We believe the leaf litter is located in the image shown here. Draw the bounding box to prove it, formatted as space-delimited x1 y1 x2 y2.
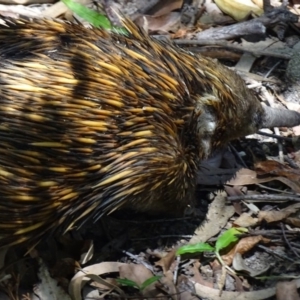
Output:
0 0 300 299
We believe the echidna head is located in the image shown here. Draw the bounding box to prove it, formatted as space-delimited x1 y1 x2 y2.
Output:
192 63 300 158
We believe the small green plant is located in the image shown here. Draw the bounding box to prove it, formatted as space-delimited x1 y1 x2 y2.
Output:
176 227 248 273
116 276 162 291
61 0 127 33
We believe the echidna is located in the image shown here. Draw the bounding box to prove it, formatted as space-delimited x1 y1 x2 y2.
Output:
0 17 299 247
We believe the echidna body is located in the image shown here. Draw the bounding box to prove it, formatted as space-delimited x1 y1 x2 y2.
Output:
0 18 299 247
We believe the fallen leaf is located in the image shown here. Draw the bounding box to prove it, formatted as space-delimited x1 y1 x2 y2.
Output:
226 168 258 186
286 217 300 227
119 264 153 287
221 235 268 266
233 213 259 227
214 0 263 21
228 164 300 193
135 12 181 33
232 252 269 276
191 261 214 287
276 281 300 300
189 191 235 244
258 203 300 223
255 160 300 181
69 262 127 300
119 264 161 298
194 278 300 299
158 270 179 299
155 249 176 274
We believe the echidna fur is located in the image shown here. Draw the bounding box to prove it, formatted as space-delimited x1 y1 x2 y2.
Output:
0 17 298 247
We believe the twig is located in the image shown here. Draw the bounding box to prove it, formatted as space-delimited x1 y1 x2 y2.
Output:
174 39 292 60
227 194 300 202
280 223 300 258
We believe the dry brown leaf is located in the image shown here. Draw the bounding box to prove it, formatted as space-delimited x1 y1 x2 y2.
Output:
172 28 189 39
232 252 269 276
191 261 214 287
224 185 244 214
233 212 259 227
226 168 258 186
276 281 300 300
272 177 300 193
231 271 244 292
136 12 181 33
119 264 161 298
233 235 267 254
224 185 244 197
158 270 179 300
189 191 235 244
119 264 153 286
255 160 300 180
222 235 268 266
154 249 176 274
176 275 195 300
258 210 289 223
258 203 300 223
253 161 300 192
286 217 300 227
282 202 300 213
283 203 300 227
227 167 300 192
69 262 127 300
218 266 227 293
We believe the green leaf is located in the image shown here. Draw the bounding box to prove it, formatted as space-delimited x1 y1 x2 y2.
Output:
116 278 140 289
176 243 215 255
215 227 248 252
60 0 127 34
61 0 112 29
140 276 162 291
